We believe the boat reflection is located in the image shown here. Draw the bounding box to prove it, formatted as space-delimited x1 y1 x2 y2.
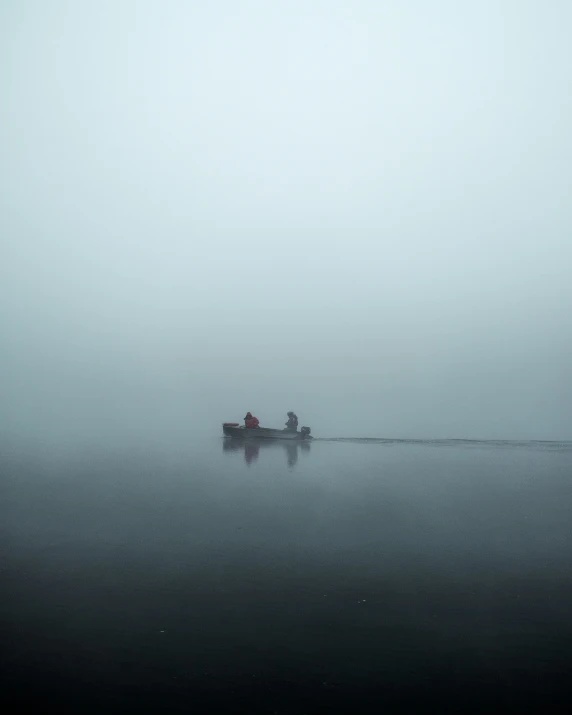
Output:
222 438 311 468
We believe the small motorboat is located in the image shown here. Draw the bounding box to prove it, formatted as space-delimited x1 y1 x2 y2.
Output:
223 423 312 441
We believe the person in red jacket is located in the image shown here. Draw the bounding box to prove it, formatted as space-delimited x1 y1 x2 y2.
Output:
244 412 260 429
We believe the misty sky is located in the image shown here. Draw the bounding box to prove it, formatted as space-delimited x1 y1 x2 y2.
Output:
2 0 571 440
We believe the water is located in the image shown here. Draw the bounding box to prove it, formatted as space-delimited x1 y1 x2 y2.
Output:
2 435 572 713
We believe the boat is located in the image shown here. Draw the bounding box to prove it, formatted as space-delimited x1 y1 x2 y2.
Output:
223 422 312 441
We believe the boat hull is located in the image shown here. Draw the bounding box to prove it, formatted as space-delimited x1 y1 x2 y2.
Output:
223 424 311 441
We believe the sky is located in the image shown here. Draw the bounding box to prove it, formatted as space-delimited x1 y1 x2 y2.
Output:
1 0 571 440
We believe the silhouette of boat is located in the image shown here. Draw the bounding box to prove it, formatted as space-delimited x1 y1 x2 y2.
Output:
222 423 312 441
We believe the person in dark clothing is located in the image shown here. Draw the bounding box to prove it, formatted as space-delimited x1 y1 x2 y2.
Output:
285 411 298 431
244 412 260 429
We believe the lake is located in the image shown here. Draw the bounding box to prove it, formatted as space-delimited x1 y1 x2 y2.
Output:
2 435 572 713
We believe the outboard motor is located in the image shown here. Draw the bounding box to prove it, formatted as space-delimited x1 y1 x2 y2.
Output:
300 426 311 439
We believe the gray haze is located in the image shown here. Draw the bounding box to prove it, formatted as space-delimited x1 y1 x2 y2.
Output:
2 0 571 441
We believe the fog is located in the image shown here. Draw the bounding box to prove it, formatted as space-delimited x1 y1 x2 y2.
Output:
2 0 571 442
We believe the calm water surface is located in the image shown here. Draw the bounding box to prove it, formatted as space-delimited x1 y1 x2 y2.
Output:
2 435 572 713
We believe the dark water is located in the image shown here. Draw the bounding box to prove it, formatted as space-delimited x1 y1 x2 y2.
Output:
2 436 572 713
